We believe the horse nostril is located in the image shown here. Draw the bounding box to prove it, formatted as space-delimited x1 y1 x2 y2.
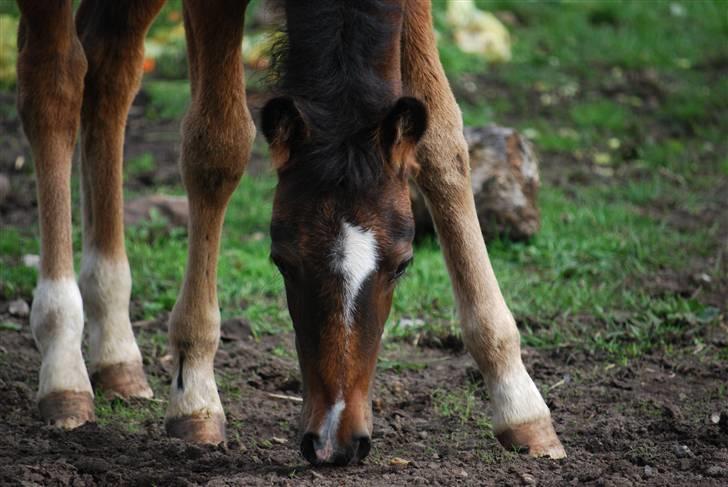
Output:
300 432 320 465
353 434 372 462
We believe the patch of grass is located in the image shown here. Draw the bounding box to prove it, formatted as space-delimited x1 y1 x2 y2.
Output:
0 228 38 299
126 152 156 177
143 80 190 120
431 386 494 437
570 100 631 133
95 393 163 433
0 0 724 369
378 357 428 373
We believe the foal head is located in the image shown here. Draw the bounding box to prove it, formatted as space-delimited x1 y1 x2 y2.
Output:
262 96 426 464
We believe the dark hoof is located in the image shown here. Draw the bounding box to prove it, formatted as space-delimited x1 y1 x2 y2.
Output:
91 361 153 399
166 413 226 445
496 415 566 459
38 390 96 429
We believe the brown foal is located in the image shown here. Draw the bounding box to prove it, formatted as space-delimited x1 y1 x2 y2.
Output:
16 0 565 465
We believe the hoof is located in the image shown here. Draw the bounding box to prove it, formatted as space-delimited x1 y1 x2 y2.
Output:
38 391 96 429
166 413 226 445
496 416 566 459
91 361 153 399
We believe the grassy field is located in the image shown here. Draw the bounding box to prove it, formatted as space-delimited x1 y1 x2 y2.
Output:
0 1 727 484
2 0 725 360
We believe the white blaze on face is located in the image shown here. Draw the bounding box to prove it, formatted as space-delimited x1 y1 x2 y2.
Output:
332 222 379 327
317 399 346 461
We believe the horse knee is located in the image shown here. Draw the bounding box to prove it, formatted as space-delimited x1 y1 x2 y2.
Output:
415 128 471 204
17 36 87 148
180 105 255 204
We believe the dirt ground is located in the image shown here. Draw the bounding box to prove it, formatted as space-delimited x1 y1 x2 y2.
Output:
1 84 728 485
0 317 727 486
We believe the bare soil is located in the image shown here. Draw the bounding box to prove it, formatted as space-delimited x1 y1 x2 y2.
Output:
0 317 727 486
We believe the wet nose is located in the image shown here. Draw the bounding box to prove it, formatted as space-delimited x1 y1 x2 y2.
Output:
301 432 372 465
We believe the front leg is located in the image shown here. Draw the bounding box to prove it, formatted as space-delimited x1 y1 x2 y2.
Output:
402 0 564 458
164 0 254 444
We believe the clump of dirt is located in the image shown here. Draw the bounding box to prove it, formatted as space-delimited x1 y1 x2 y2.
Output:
1 315 726 486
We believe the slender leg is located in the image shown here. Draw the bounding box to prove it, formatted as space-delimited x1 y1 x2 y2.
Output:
74 0 164 399
16 0 94 428
401 1 565 458
164 0 254 444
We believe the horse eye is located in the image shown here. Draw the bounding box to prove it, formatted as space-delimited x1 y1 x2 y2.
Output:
392 257 413 280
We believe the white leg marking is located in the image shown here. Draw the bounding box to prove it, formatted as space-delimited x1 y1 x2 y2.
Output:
166 307 223 419
31 278 93 398
78 250 143 370
167 362 224 419
332 222 378 327
489 362 551 432
317 399 346 460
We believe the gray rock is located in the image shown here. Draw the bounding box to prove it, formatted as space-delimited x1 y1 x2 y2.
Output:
22 254 40 269
8 299 30 318
411 125 541 241
124 194 189 228
520 472 537 485
673 444 692 458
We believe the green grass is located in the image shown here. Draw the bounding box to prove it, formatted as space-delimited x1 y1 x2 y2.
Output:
1 0 725 364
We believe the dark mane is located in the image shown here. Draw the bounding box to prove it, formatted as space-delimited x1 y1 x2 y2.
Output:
268 0 402 192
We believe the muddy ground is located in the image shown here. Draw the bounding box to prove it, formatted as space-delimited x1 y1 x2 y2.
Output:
1 81 728 485
0 317 727 486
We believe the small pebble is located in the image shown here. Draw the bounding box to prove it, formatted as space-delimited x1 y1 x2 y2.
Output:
390 457 411 466
456 468 468 478
710 412 721 424
706 465 726 477
521 472 537 485
22 254 40 269
673 444 692 458
8 299 30 318
644 465 654 477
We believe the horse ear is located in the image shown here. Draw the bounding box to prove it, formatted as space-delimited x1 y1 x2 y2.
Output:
380 97 428 177
261 96 306 170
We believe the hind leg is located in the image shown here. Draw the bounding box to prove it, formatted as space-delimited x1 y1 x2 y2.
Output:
164 0 254 444
74 0 165 400
402 1 564 458
16 0 94 428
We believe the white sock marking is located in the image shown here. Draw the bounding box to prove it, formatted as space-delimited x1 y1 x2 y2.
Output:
489 362 551 432
166 306 223 419
332 222 378 327
79 250 143 370
166 358 224 419
31 278 93 398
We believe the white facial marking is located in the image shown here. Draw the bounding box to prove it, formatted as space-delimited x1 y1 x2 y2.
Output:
317 399 346 460
489 362 551 432
31 278 93 398
79 251 143 371
332 222 378 327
